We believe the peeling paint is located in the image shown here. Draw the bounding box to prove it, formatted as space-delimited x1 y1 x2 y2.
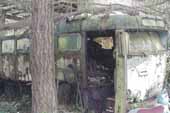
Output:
0 37 32 82
17 55 31 81
127 54 167 100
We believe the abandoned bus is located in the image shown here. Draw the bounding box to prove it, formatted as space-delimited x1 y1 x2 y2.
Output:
0 12 169 113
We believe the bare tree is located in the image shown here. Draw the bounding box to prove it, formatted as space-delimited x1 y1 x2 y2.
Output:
31 0 57 113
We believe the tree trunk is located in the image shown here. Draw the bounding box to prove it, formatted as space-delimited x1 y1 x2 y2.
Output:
31 0 57 113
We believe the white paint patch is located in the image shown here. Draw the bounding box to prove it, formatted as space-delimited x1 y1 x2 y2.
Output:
127 54 167 100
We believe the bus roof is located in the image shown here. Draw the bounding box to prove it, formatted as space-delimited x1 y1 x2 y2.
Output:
55 13 167 34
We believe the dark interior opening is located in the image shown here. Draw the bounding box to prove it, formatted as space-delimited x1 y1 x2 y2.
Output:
84 30 115 113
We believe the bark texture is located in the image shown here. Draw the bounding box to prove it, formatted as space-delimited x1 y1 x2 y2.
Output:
31 0 57 113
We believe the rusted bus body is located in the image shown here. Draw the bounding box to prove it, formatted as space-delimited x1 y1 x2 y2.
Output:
0 13 169 112
55 13 169 113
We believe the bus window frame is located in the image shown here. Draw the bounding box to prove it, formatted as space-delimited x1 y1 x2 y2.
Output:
1 38 15 54
57 33 81 52
16 37 30 54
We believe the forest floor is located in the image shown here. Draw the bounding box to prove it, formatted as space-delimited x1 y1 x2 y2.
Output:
0 94 82 113
0 94 31 113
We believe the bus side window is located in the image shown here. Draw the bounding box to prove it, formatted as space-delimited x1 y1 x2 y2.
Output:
17 38 30 53
58 33 81 51
2 39 15 54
